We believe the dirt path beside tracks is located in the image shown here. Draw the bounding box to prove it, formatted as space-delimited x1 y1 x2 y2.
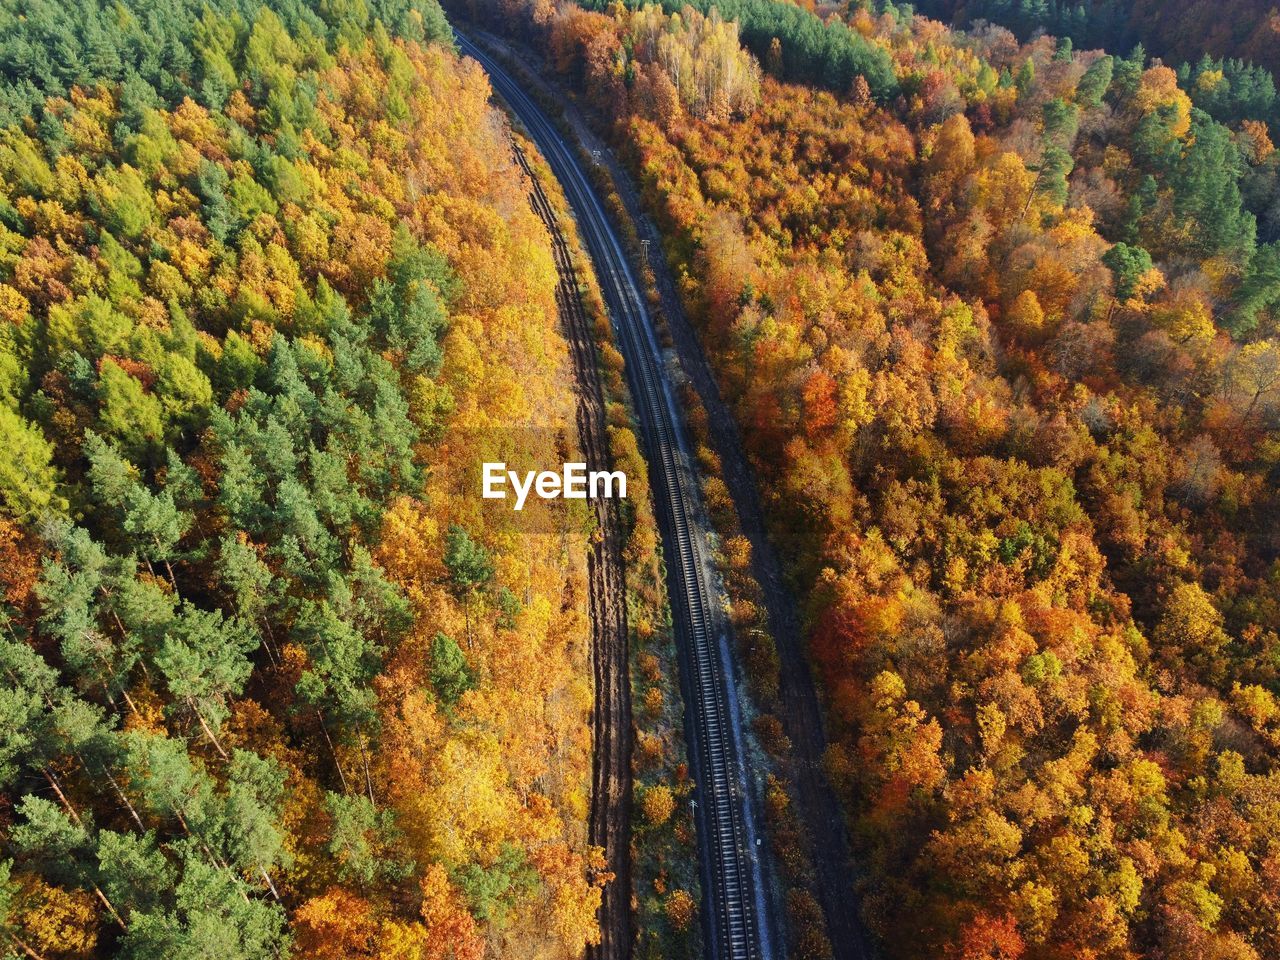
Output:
511 141 634 960
486 32 874 960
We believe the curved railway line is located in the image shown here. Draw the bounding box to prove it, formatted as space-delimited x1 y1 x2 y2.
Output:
456 30 774 960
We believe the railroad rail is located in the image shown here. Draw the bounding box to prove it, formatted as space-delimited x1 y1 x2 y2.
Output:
509 135 633 960
455 30 773 960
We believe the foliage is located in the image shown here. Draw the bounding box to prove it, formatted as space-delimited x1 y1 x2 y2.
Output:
0 1 606 957
574 0 899 100
626 5 762 120
479 2 1280 958
0 0 455 126
913 0 1280 100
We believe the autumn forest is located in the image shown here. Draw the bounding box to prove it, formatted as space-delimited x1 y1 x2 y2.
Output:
1 0 1279 959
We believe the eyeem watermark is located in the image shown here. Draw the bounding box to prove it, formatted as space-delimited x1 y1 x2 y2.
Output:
483 462 626 511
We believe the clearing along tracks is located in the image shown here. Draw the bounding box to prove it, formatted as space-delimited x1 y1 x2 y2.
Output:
458 30 777 960
462 26 879 960
508 138 634 960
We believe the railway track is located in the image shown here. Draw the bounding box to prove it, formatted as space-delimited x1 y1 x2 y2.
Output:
456 30 773 960
508 138 634 960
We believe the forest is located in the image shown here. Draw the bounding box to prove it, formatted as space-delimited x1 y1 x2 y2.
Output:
463 0 1280 957
0 0 615 958
5 0 1280 957
912 0 1280 82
